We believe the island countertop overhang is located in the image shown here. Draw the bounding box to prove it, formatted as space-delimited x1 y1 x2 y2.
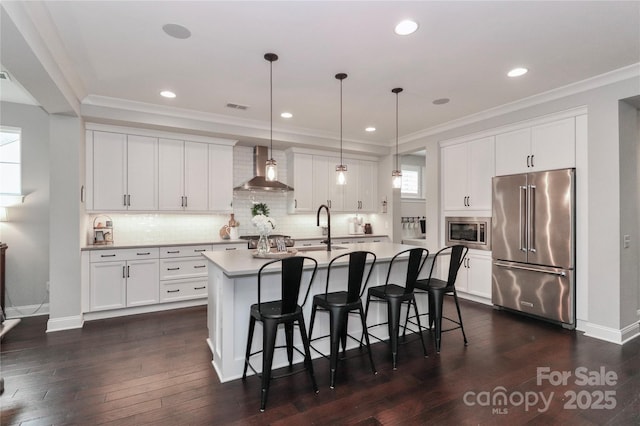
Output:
201 242 425 277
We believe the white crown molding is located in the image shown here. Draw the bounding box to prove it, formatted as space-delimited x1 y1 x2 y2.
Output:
82 94 387 149
400 63 640 145
85 122 238 146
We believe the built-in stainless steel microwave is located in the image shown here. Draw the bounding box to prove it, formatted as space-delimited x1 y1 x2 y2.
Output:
445 217 491 250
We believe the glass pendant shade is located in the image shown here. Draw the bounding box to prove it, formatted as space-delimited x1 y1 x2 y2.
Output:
336 164 347 185
392 169 402 189
265 158 277 181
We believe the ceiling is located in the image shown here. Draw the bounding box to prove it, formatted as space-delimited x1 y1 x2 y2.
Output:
3 1 640 151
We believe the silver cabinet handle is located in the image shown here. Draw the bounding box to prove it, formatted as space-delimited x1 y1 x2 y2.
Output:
167 289 180 293
101 254 116 258
137 252 151 256
194 249 206 252
194 286 206 290
167 250 180 254
167 267 180 271
193 265 206 269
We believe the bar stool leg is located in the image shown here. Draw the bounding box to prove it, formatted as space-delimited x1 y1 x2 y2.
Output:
411 296 428 357
284 322 294 366
431 290 444 354
329 309 346 389
260 319 278 412
296 315 319 394
243 316 256 379
358 304 377 375
453 291 468 345
387 298 401 370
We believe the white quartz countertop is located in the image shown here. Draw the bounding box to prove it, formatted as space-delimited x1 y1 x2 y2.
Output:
202 242 425 277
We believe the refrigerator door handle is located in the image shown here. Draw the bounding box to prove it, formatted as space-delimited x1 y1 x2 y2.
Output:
528 185 536 253
519 185 527 252
494 261 566 277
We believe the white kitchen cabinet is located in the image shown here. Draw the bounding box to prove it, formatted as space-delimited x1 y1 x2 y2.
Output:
208 144 234 212
312 155 345 211
343 160 378 212
442 136 494 212
495 116 576 176
287 152 314 213
91 131 158 211
159 139 209 211
89 248 160 311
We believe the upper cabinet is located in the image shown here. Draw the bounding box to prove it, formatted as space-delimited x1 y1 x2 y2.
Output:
495 116 577 176
90 131 158 211
159 139 209 211
86 126 236 213
287 149 379 214
208 144 233 212
287 152 314 213
442 136 495 212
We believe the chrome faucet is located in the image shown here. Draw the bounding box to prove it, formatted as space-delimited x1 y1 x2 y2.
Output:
317 204 331 251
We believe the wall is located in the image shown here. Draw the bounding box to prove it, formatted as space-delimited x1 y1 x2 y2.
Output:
618 99 640 330
0 102 50 317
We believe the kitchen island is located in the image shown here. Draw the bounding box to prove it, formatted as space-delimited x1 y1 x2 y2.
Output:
202 242 433 383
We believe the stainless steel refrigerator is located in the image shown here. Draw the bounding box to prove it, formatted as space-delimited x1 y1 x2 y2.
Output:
491 168 575 327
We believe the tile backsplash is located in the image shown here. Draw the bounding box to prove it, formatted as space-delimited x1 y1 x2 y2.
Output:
86 145 388 245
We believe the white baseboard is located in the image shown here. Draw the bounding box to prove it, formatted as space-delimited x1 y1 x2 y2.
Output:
581 321 640 345
4 303 50 319
47 315 84 332
83 299 206 322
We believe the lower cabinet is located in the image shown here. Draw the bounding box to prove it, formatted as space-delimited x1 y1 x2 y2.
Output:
89 248 160 311
85 242 245 315
456 250 492 300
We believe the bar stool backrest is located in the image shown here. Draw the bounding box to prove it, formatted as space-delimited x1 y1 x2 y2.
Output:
257 256 318 314
427 245 469 288
325 251 376 303
385 248 430 294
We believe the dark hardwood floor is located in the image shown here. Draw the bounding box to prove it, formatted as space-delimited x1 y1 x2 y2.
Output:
1 300 638 425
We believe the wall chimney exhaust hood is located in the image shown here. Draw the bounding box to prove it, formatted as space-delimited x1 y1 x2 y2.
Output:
234 146 294 192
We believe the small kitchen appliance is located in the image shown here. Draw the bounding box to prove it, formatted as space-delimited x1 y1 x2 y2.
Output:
349 216 364 235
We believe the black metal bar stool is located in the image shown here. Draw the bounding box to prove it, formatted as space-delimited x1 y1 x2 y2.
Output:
405 245 469 353
363 247 430 369
242 256 319 411
308 251 377 389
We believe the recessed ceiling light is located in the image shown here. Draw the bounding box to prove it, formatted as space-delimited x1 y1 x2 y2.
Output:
433 98 450 105
162 23 191 39
280 112 293 118
365 127 376 132
394 19 419 35
507 67 528 77
160 90 176 98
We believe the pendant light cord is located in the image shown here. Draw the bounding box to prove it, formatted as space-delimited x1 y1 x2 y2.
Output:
395 90 399 171
340 77 343 165
269 59 273 160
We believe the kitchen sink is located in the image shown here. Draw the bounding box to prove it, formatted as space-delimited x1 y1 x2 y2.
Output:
296 245 347 252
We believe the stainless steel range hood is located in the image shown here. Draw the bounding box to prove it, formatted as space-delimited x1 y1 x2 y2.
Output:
234 146 294 192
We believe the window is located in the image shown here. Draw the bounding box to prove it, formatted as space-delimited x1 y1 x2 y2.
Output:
401 164 422 198
0 127 22 206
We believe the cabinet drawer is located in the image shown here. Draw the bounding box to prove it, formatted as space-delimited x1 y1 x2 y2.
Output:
213 243 246 251
160 245 213 258
160 279 207 302
160 258 208 280
90 248 159 262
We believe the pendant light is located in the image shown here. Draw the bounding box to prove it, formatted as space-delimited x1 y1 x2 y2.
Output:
264 53 278 182
391 87 403 189
335 73 348 185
